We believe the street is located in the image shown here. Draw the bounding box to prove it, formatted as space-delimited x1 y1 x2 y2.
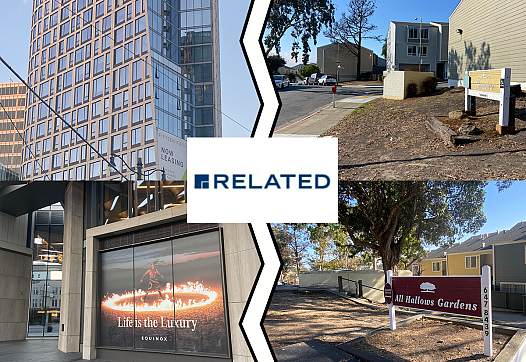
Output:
274 84 383 132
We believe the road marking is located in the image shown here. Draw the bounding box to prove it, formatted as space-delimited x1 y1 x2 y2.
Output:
357 94 380 98
273 104 332 133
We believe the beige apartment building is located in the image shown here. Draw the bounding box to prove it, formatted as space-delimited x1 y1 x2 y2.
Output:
23 0 220 181
0 82 26 176
317 43 384 82
449 0 526 87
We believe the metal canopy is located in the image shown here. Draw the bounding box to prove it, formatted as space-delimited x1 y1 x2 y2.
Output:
0 182 68 217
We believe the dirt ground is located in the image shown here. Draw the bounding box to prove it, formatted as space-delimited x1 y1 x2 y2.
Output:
264 291 510 361
323 87 526 180
351 318 510 362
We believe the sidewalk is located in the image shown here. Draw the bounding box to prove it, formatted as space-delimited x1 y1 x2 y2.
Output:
273 95 382 137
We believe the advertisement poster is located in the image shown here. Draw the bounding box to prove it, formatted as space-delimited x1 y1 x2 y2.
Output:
99 231 228 356
157 128 187 181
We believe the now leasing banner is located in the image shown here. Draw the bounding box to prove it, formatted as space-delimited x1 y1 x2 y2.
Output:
187 138 338 223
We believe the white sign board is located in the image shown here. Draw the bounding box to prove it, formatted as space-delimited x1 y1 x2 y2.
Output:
156 128 187 180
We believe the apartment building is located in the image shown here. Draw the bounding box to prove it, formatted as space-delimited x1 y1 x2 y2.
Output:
386 21 449 78
0 82 26 175
22 0 220 181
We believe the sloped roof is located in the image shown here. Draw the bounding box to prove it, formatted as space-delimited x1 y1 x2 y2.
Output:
425 221 526 259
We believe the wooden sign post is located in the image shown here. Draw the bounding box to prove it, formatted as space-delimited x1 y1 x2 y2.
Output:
464 68 512 135
386 268 493 357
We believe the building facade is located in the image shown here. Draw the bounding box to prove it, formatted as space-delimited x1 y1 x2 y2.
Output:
22 0 220 181
0 182 258 362
0 82 26 175
317 43 382 81
448 0 526 88
385 21 449 78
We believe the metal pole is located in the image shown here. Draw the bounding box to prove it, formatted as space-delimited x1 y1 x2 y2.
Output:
333 92 335 108
387 270 396 330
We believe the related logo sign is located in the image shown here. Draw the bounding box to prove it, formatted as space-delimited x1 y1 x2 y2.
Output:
391 276 482 317
194 173 330 190
195 174 210 189
187 138 337 223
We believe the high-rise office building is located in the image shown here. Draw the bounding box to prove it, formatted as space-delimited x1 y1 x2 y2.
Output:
22 0 221 181
0 82 26 175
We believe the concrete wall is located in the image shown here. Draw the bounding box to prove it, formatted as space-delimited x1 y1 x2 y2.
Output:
82 205 258 362
449 0 526 87
0 211 31 341
299 269 411 303
383 71 435 99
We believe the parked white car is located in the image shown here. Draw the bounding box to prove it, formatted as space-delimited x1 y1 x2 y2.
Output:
273 75 290 89
318 75 337 86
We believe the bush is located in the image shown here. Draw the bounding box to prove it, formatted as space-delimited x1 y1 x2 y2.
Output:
360 72 372 80
406 82 418 98
285 72 296 83
423 76 439 93
378 74 384 82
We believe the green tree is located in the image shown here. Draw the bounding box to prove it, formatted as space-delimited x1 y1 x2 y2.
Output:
267 54 286 75
338 181 495 277
308 224 349 270
264 0 335 64
381 38 387 58
271 224 294 281
272 224 309 284
324 0 381 80
299 64 321 79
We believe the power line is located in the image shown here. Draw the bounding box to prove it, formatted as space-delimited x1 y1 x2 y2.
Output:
0 55 128 180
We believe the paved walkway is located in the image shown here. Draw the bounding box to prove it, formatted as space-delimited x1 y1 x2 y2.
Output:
272 95 382 137
0 339 112 362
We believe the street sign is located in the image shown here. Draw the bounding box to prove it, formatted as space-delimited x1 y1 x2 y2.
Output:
464 68 511 134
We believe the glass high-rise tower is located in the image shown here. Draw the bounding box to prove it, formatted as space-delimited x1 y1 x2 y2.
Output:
22 0 220 181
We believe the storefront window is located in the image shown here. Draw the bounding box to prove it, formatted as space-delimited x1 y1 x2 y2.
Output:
28 204 64 337
99 230 229 357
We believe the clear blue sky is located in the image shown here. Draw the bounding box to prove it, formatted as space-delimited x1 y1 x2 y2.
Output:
458 182 526 242
272 0 462 66
0 0 259 137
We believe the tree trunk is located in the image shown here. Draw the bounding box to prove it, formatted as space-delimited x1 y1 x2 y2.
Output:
356 33 362 81
380 245 400 282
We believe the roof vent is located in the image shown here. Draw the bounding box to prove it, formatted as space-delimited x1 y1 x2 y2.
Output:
443 252 447 256
482 242 486 248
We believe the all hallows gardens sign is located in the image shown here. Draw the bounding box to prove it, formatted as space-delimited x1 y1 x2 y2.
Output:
391 276 481 317
385 266 493 357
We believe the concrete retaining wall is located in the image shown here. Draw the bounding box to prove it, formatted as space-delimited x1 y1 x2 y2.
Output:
383 71 435 99
299 270 412 303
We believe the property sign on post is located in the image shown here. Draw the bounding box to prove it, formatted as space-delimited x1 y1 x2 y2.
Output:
388 267 493 357
464 68 512 134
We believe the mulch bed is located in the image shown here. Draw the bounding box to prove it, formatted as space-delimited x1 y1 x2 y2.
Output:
349 317 510 362
323 87 526 180
264 291 512 362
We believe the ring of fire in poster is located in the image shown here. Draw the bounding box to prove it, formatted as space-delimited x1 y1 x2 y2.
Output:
102 282 218 312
